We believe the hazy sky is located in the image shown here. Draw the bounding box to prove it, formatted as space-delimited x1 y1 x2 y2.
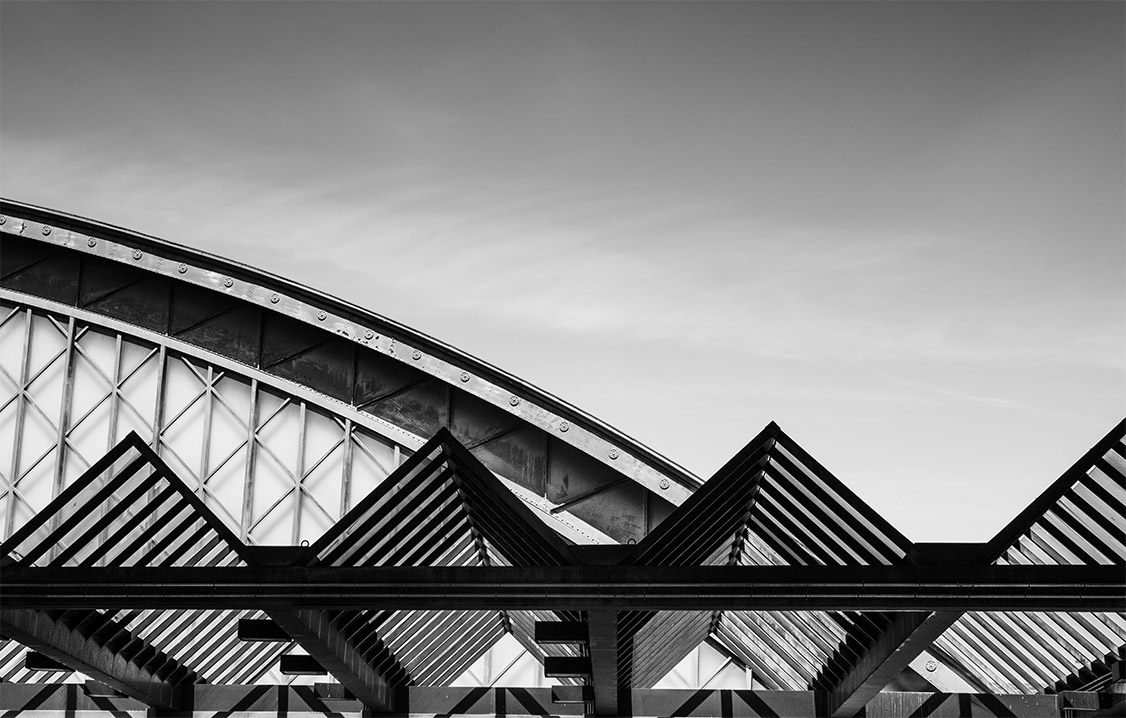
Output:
2 1 1123 541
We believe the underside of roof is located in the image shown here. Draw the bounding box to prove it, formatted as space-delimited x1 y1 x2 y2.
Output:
1 201 1123 718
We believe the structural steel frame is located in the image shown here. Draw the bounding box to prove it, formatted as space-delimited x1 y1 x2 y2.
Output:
6 681 1120 718
0 199 699 505
2 564 1120 612
2 427 1124 717
2 202 1125 718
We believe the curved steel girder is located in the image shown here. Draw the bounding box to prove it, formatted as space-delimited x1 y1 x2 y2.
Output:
0 290 641 548
0 199 698 506
2 288 424 453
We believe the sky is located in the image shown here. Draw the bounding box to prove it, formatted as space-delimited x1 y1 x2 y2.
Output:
1 1 1123 542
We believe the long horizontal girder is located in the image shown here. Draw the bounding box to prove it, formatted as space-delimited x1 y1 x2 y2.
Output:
1 565 1120 612
0 681 1103 717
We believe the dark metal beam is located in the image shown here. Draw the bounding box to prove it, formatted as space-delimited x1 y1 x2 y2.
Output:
237 618 291 642
535 620 588 644
815 545 970 718
552 686 595 704
819 612 962 717
267 608 398 712
0 682 1084 717
278 654 325 675
587 610 619 716
2 565 1120 612
23 651 71 672
0 609 190 710
545 656 591 678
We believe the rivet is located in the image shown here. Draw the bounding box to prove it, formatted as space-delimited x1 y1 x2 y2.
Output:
659 478 670 490
608 448 619 460
365 329 375 339
177 263 188 274
132 250 143 260
460 371 470 382
87 238 97 247
412 349 422 360
223 277 234 288
270 293 280 304
42 226 52 236
559 421 570 432
317 311 327 321
509 396 520 406
0 215 6 225
925 660 937 673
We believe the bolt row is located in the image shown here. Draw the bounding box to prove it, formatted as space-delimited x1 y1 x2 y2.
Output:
0 214 667 489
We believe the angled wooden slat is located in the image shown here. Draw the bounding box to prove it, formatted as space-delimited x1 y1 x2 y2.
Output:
633 425 771 567
2 432 290 689
770 428 913 561
818 419 1126 717
1 432 140 553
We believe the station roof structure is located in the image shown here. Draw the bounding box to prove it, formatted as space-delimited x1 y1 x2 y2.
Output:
0 199 1123 718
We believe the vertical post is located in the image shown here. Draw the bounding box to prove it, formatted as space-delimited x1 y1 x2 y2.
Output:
96 330 123 551
142 345 168 551
49 316 77 552
52 316 78 497
339 418 354 518
587 610 619 717
5 308 33 539
241 379 259 542
291 402 307 545
197 366 214 496
106 333 122 452
151 346 167 455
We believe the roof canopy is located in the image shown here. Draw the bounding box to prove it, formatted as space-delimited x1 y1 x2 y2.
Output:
1 201 1123 718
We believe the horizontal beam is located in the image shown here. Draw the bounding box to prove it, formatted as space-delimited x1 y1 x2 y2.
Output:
24 651 71 672
237 618 291 642
552 686 595 704
544 656 591 677
279 655 326 675
0 683 1084 717
535 620 588 644
1 565 1120 612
